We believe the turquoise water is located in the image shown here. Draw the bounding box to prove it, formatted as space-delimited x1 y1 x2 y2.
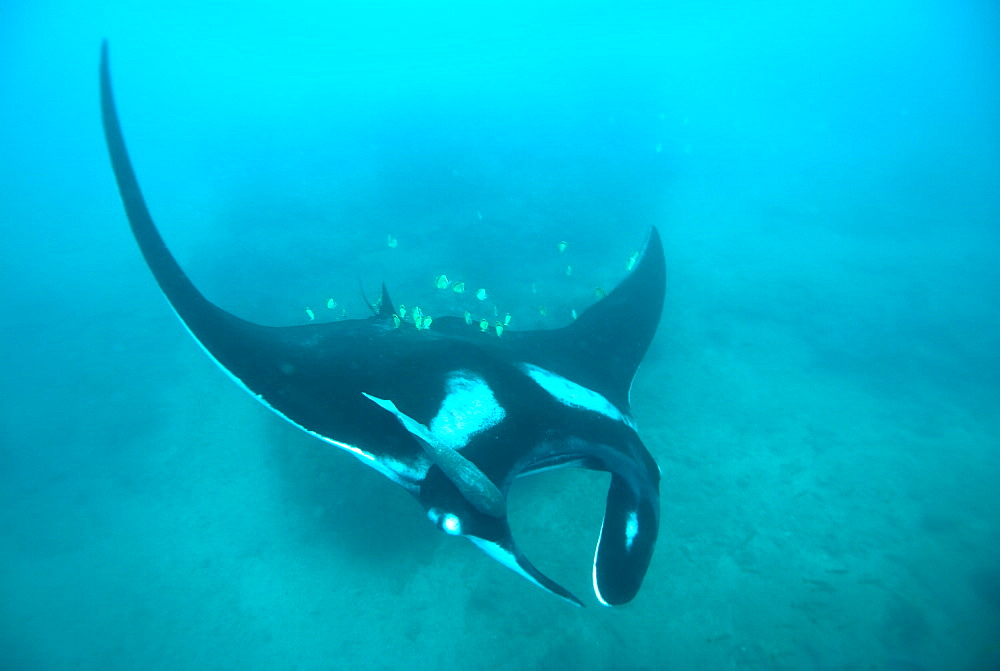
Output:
1 2 998 668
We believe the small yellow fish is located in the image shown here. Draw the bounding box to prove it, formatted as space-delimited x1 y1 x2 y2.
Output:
538 306 549 317
452 282 465 294
565 265 572 277
463 311 472 325
626 251 639 271
387 234 398 248
479 318 489 332
414 315 423 329
435 274 449 289
412 306 423 323
495 322 504 337
557 240 568 253
503 313 511 326
399 305 407 320
326 298 337 310
305 308 315 321
476 288 487 301
422 316 433 329
571 309 578 320
595 287 606 299
392 314 401 328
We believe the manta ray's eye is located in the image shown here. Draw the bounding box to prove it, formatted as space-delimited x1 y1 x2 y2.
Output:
441 513 462 535
427 508 463 535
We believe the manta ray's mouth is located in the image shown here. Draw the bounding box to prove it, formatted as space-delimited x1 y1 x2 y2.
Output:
505 453 659 607
504 468 612 605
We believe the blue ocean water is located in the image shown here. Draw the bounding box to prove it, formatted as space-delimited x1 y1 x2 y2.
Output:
1 1 998 668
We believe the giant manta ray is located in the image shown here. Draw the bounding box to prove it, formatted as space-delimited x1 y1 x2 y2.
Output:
99 42 665 606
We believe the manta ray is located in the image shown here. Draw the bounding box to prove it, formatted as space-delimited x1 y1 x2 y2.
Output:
99 42 665 606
